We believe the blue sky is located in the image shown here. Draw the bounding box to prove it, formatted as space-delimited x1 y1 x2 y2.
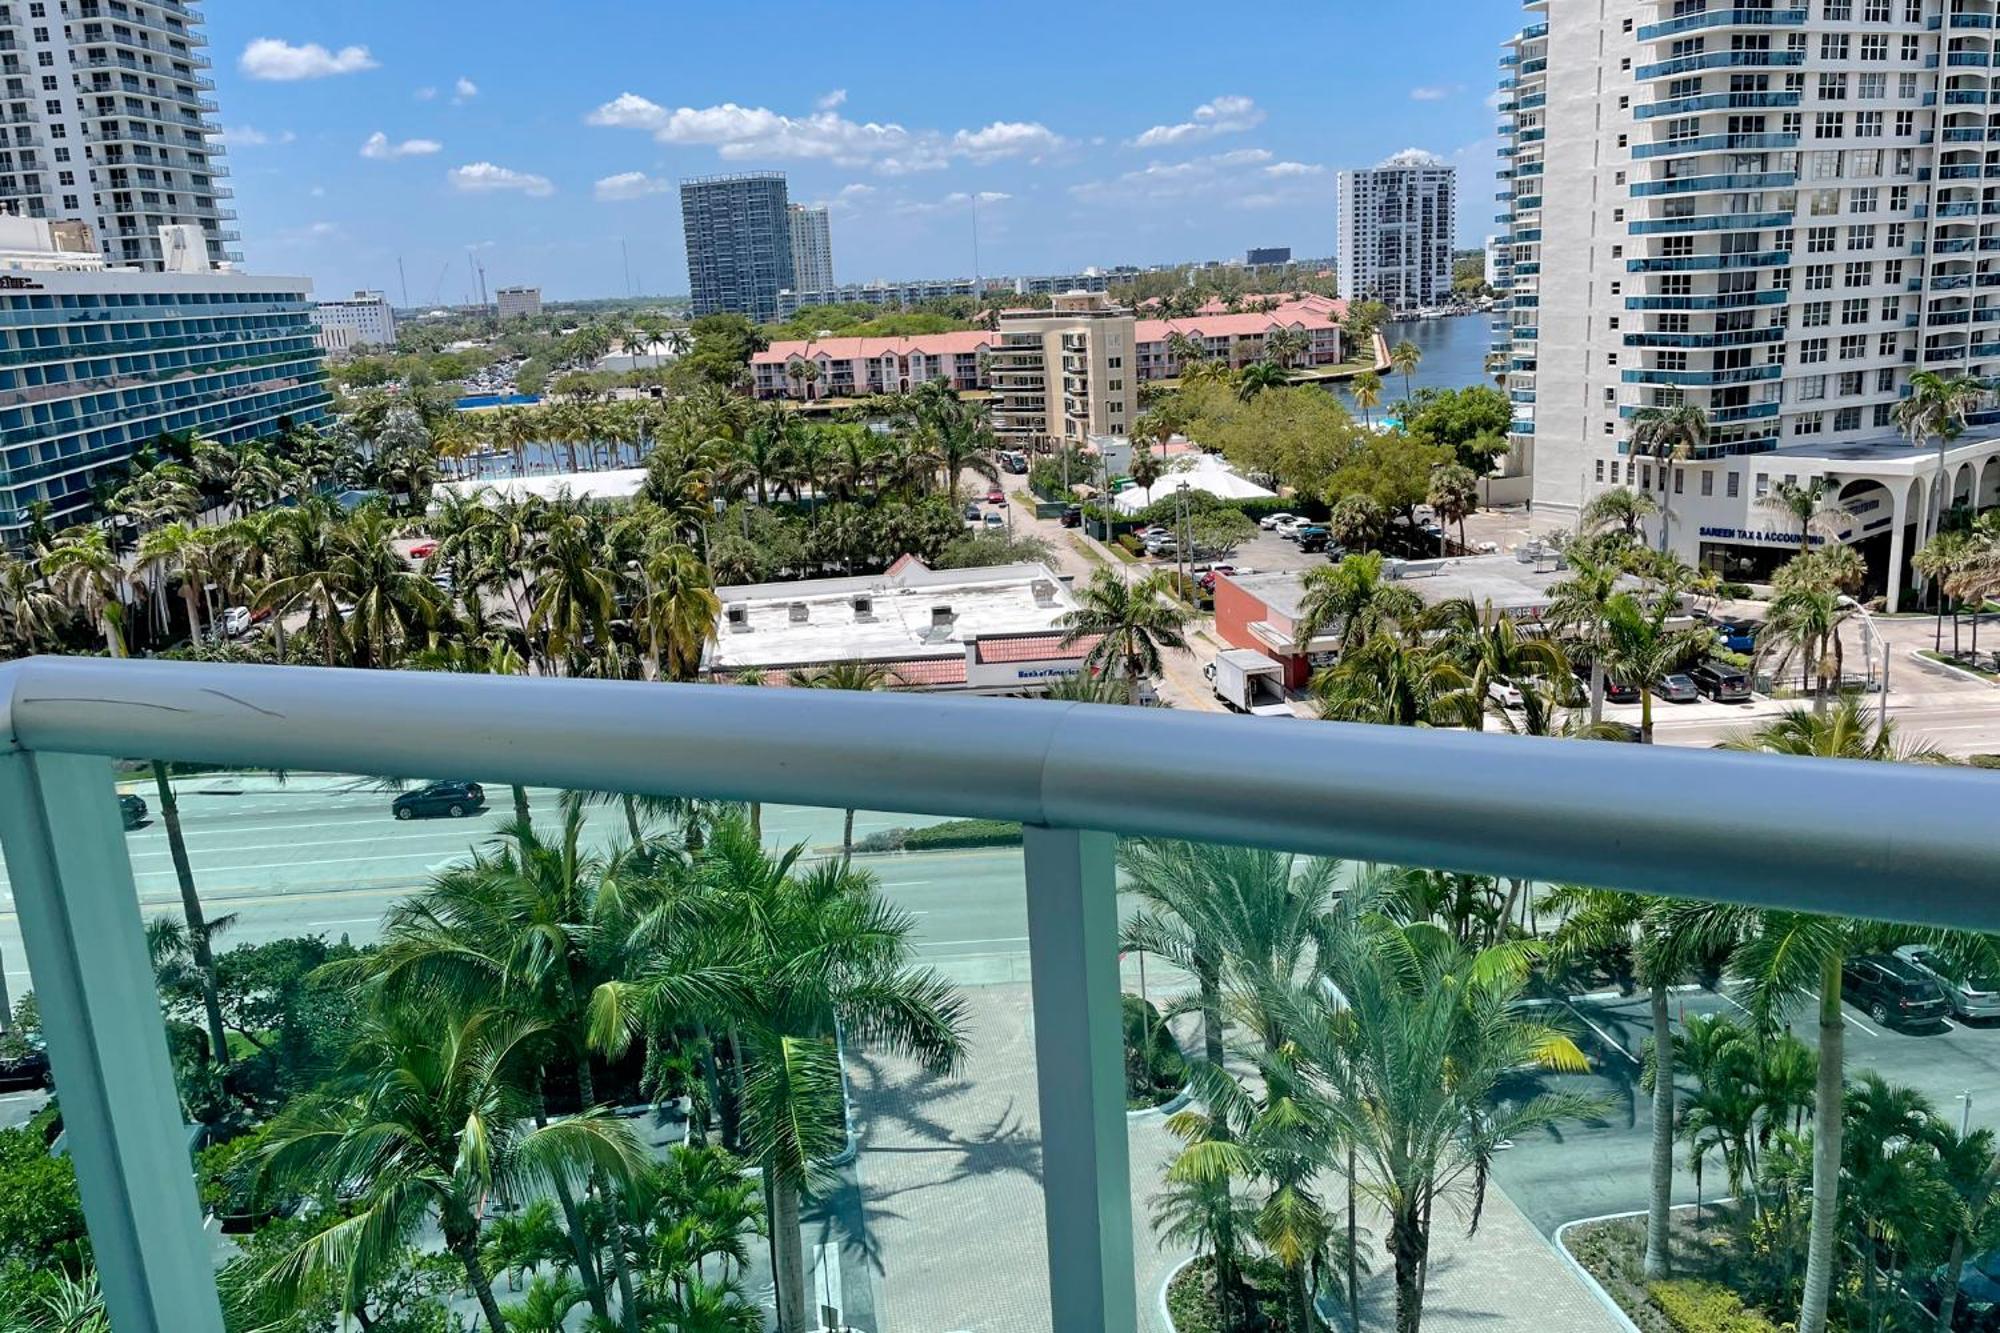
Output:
211 2 1514 305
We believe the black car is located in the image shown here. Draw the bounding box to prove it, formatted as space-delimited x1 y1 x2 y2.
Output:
0 1043 49 1093
119 793 147 829
1574 663 1639 704
1296 525 1332 553
1689 661 1752 702
1060 504 1083 528
391 781 487 821
1842 954 1949 1027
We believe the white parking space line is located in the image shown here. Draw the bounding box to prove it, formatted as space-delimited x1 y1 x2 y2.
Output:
1715 984 1880 1037
914 936 1028 949
1565 1001 1640 1066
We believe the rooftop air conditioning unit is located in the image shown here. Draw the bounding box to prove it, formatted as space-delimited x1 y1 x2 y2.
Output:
1030 579 1058 606
788 601 810 624
851 595 875 622
725 605 750 633
930 605 955 630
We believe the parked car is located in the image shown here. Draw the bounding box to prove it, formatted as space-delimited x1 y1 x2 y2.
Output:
1573 662 1640 704
0 1041 49 1093
1273 517 1305 541
1715 622 1758 654
982 511 1006 529
408 541 438 559
1196 566 1236 594
119 793 147 829
220 605 252 638
1843 954 1950 1027
1895 944 2000 1020
1488 679 1525 710
1146 535 1178 556
1061 504 1083 528
1296 525 1332 553
1136 525 1171 541
1689 661 1752 702
963 501 982 522
391 781 487 821
986 487 1005 505
999 451 1029 474
1259 512 1295 531
1656 673 1700 704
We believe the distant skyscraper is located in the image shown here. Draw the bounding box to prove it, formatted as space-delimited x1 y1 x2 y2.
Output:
496 286 542 320
8 3 233 271
788 204 834 296
681 172 795 323
1245 246 1292 267
1336 151 1456 310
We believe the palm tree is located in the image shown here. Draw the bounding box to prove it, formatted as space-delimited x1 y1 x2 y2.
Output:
1628 404 1709 552
1427 463 1478 554
1896 370 1988 544
256 1005 647 1333
1294 551 1424 658
1165 330 1205 375
1915 528 1974 653
40 525 127 656
1351 371 1384 428
1424 599 1569 732
1757 477 1852 560
1598 590 1713 742
500 1274 587 1333
147 759 228 1068
1761 583 1858 711
1149 1173 1256 1330
1236 360 1289 401
482 1197 566 1292
1057 568 1191 706
1264 325 1309 369
135 521 215 644
1274 910 1598 1333
698 820 967 1333
632 542 720 682
1694 702 1966 1333
1542 888 1706 1279
1312 633 1468 727
1929 1117 2000 1333
1581 486 1658 543
785 661 890 866
1546 553 1625 723
1389 339 1421 404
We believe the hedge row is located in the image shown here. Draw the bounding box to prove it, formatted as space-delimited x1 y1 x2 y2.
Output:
1647 1280 1779 1333
854 818 1024 854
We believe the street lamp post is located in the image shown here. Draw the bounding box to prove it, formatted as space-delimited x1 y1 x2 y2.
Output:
1840 593 1891 738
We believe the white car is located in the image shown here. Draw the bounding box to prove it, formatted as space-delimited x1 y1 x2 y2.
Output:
1487 679 1525 710
220 605 252 638
1273 517 1305 541
1259 512 1296 532
1896 944 2000 1020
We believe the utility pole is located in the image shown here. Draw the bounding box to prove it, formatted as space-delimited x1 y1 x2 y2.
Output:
621 239 633 297
396 255 409 308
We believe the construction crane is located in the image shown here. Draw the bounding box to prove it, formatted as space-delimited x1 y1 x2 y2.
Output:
426 259 453 307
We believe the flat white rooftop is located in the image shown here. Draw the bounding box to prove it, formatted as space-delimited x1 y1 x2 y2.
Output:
432 469 648 506
709 560 1075 673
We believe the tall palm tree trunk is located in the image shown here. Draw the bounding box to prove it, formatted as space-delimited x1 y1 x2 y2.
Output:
1590 660 1607 724
1939 1230 1969 1333
1644 980 1674 1279
611 1229 642 1333
180 583 204 645
448 1229 511 1333
1392 1197 1428 1333
1798 956 1846 1333
772 1176 812 1333
840 807 856 870
153 761 227 1066
513 784 531 824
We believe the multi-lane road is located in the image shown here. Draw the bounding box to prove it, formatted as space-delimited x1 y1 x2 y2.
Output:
0 775 1051 1001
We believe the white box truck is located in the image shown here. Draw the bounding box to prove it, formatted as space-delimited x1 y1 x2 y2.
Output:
1210 649 1293 717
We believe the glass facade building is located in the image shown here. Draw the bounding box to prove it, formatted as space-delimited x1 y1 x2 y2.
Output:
0 268 328 539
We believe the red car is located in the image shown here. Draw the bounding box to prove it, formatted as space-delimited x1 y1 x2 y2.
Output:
986 487 1005 504
408 541 438 559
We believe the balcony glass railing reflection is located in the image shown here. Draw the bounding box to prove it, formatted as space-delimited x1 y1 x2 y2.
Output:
0 659 1993 1333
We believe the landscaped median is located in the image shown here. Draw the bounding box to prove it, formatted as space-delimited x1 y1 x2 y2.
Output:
1560 1210 1780 1333
853 818 1023 854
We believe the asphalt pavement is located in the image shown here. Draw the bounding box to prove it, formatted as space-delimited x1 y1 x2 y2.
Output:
1494 982 2000 1234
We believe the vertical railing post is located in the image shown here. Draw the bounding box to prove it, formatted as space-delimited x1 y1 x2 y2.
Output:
0 751 225 1333
1022 825 1137 1333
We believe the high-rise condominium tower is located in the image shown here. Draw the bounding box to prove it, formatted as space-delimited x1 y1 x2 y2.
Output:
1336 151 1457 311
1496 0 2000 609
681 171 794 323
3 0 233 270
788 203 833 295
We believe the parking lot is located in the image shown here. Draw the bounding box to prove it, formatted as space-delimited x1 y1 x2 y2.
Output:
1493 982 2000 1233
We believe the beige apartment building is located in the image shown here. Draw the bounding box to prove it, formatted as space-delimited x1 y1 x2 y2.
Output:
990 291 1137 448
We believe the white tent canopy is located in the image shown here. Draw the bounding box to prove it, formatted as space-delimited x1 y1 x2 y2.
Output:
1111 453 1276 514
431 468 648 508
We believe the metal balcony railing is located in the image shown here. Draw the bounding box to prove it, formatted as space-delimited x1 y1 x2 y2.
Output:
0 657 1995 1333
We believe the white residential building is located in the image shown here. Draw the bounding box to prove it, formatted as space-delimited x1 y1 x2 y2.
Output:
787 203 834 295
0 1 235 272
1336 151 1457 311
496 285 541 320
311 290 396 350
1495 0 2000 610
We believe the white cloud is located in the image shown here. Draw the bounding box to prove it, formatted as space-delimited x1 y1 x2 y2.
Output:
1485 87 1509 111
594 171 672 202
221 124 294 147
816 88 847 111
414 85 438 101
454 76 479 102
1409 85 1461 102
448 161 554 197
586 92 1065 174
894 189 1013 216
239 37 378 81
360 131 442 160
1072 148 1325 209
1131 94 1264 148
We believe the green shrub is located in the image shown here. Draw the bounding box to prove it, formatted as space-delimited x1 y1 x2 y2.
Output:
1116 533 1144 556
854 819 1024 854
1969 753 2000 770
1719 581 1755 599
1648 1279 1780 1333
1123 994 1186 1108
